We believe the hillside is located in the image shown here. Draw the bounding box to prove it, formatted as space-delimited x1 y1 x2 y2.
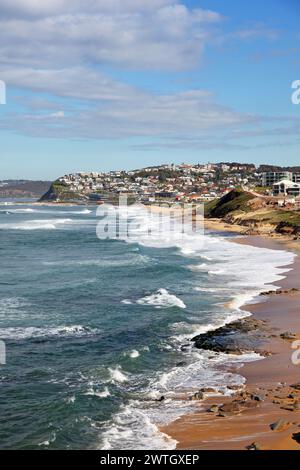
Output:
205 189 300 237
0 180 52 199
39 181 87 202
205 188 255 218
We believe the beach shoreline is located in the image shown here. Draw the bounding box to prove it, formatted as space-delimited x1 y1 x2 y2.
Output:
161 232 300 451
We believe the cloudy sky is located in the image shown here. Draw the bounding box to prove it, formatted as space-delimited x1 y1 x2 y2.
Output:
0 0 299 179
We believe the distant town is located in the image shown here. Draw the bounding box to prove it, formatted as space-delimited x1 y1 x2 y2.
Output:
39 162 300 206
1 162 300 206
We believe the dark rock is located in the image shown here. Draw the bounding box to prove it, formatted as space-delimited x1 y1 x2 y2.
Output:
192 318 267 355
247 442 262 451
200 387 216 393
288 393 298 399
280 332 297 340
292 432 300 444
219 402 243 414
270 419 291 432
251 392 266 402
291 383 300 391
208 405 219 413
191 391 204 401
156 396 165 402
260 288 300 297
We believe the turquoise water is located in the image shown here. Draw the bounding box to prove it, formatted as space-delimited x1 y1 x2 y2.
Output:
0 201 294 449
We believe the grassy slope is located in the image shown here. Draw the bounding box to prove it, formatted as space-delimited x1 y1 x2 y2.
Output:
205 189 255 218
205 189 300 234
39 181 84 201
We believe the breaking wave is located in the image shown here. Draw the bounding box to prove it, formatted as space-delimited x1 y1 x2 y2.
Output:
0 325 100 340
0 218 75 230
122 289 186 309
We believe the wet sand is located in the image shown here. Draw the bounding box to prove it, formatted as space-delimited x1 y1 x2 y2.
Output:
162 235 300 450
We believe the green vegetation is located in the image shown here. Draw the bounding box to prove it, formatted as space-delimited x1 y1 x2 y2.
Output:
39 180 84 202
254 186 271 194
205 188 300 235
251 210 300 227
205 189 255 218
130 169 179 182
52 181 68 192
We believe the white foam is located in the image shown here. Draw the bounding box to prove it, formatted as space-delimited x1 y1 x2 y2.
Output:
127 350 140 359
100 404 177 450
228 290 262 311
0 324 100 340
103 204 295 452
136 289 186 309
85 386 111 398
7 207 92 215
0 218 74 230
8 208 35 213
108 367 128 383
66 395 76 404
38 432 56 447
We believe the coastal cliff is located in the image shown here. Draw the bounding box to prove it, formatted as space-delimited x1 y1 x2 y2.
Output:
205 188 300 238
39 181 87 202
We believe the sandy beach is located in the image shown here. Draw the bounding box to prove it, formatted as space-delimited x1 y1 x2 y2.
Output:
161 233 300 451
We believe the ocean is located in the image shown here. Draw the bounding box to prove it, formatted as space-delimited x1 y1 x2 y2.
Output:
0 200 295 450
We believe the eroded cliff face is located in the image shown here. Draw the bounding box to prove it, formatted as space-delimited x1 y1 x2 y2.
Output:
206 190 300 238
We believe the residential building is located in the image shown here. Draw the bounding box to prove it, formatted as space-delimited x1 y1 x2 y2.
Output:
261 172 293 187
273 179 300 197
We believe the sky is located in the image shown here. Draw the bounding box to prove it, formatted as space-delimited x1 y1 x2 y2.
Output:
0 0 299 179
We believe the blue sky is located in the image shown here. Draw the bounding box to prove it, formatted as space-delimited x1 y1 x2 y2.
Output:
0 0 299 179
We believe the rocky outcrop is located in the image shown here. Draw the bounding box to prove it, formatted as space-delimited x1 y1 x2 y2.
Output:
207 390 263 418
206 189 300 237
39 182 87 202
270 420 292 432
275 221 300 237
280 332 297 341
260 288 300 297
192 318 268 355
247 442 263 451
39 183 59 202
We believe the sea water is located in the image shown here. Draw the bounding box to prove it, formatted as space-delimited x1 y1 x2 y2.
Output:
0 201 295 449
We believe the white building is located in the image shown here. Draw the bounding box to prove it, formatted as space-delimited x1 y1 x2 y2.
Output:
273 179 300 197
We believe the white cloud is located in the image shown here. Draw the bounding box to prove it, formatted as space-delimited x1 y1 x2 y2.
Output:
0 0 289 153
0 0 174 18
1 67 141 101
230 25 280 41
0 67 254 140
0 3 222 71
